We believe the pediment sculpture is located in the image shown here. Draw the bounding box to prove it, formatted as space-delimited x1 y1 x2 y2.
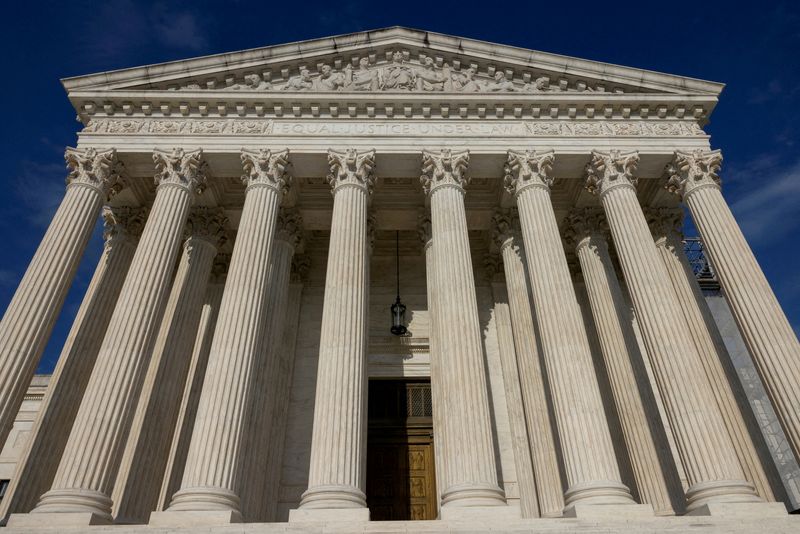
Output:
169 50 602 94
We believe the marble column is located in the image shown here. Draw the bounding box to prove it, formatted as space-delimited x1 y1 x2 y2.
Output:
418 213 449 509
292 149 375 521
162 149 290 521
420 149 507 514
0 206 143 519
586 149 762 513
262 256 309 522
484 255 540 518
564 208 684 515
240 208 302 522
157 256 229 512
490 209 565 517
113 207 227 523
504 150 636 515
25 148 207 524
665 149 800 465
647 207 782 502
0 148 124 448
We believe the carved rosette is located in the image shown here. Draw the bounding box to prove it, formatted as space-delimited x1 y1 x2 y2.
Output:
417 211 432 249
420 149 470 195
562 207 610 251
290 254 311 283
491 208 522 254
184 207 229 250
240 148 291 194
665 149 723 199
327 148 376 194
274 207 304 250
152 148 208 196
65 147 126 199
101 205 147 248
644 207 684 248
503 150 555 196
585 150 640 198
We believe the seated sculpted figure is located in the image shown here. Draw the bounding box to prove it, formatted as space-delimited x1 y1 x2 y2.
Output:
381 51 415 91
523 76 555 93
232 73 272 90
313 64 344 91
343 58 380 91
283 68 313 91
485 71 517 92
451 67 482 92
415 57 447 91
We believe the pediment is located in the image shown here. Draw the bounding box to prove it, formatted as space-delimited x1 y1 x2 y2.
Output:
61 27 723 97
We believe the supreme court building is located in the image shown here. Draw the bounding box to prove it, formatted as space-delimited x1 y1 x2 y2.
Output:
1 27 800 532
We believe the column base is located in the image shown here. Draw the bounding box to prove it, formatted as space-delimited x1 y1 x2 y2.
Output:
288 507 370 522
685 479 761 512
298 484 367 509
563 480 636 508
563 503 655 519
167 486 241 512
149 510 243 527
686 501 787 517
7 512 111 527
439 504 520 521
441 482 507 508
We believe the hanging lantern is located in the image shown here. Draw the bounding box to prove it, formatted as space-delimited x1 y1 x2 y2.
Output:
390 230 407 336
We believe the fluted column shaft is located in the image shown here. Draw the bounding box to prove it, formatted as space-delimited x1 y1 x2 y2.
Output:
299 150 376 511
158 276 226 511
0 148 122 447
488 276 540 518
650 211 780 502
568 216 683 515
420 221 449 508
494 229 564 517
505 150 633 511
33 148 206 520
240 213 300 521
113 209 225 523
666 149 800 465
421 149 505 509
588 150 759 511
0 207 140 519
169 149 289 514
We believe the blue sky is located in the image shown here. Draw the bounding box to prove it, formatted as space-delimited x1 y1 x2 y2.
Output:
0 0 797 373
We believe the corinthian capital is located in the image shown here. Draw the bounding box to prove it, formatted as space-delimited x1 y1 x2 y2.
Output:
153 148 208 195
65 147 126 199
644 207 684 245
184 207 228 250
585 150 639 197
491 207 521 251
102 205 147 248
420 149 470 195
503 149 555 195
665 149 723 199
275 207 304 249
240 148 291 193
327 148 376 194
562 207 609 250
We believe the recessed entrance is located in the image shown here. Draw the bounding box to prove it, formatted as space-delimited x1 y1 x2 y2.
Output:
367 379 437 521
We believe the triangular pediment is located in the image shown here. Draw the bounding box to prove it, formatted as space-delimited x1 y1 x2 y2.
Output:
61 27 723 97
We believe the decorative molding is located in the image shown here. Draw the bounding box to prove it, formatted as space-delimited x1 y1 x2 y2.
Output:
504 149 555 195
585 149 640 197
562 207 609 250
665 149 723 199
184 207 228 249
326 148 377 194
152 147 208 194
101 205 147 247
65 147 125 199
275 207 304 250
420 148 470 195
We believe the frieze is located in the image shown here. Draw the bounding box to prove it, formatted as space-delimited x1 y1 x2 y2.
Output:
82 118 704 138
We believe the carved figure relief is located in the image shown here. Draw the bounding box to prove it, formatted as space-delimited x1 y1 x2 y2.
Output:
166 48 615 94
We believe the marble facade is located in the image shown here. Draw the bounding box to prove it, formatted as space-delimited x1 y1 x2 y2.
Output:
0 27 799 532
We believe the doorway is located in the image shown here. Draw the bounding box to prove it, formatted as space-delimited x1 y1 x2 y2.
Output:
367 379 437 520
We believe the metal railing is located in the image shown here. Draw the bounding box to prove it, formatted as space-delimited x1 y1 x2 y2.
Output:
683 237 719 289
